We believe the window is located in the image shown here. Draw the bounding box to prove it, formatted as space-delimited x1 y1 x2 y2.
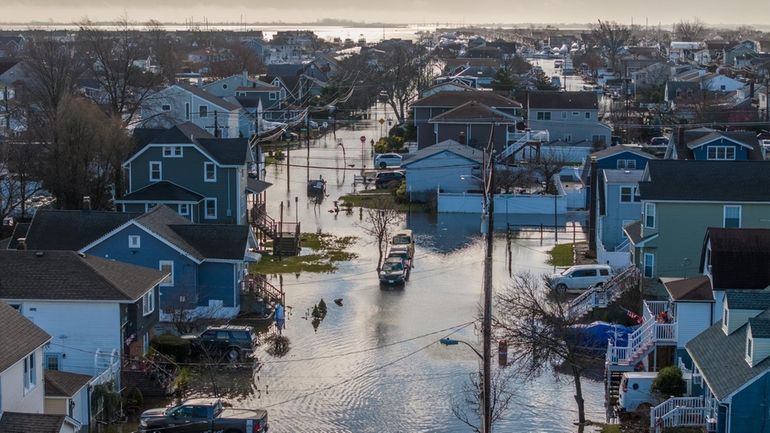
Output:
185 103 190 120
159 261 174 287
162 146 183 157
222 84 228 89
536 111 551 120
593 135 607 145
561 111 567 119
644 202 656 228
145 203 158 212
204 198 217 219
23 353 36 393
129 235 141 248
161 104 171 111
707 146 736 160
724 306 729 327
724 205 741 228
44 353 61 371
269 92 277 100
149 161 162 181
616 159 636 169
643 253 655 278
747 337 753 359
620 186 634 203
178 203 190 216
571 269 597 277
142 287 155 316
199 105 208 118
572 111 579 116
204 162 216 182
563 134 572 142
600 268 610 276
585 112 591 119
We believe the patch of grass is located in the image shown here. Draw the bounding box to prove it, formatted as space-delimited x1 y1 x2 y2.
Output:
598 425 621 433
340 192 432 213
250 232 358 274
547 243 575 267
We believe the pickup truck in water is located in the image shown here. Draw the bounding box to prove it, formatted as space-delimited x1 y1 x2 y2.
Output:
139 398 268 433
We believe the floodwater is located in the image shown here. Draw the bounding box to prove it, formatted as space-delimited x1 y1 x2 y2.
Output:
223 104 606 432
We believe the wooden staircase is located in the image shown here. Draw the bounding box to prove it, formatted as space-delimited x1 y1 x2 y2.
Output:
247 274 285 305
568 266 641 320
250 207 301 256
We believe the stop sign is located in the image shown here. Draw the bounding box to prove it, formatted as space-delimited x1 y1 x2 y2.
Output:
360 135 366 143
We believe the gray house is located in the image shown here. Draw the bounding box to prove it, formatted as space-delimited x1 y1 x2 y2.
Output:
527 91 611 145
598 169 644 252
402 139 484 201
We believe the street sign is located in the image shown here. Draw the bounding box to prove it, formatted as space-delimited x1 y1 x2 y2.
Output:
378 118 385 125
360 135 366 143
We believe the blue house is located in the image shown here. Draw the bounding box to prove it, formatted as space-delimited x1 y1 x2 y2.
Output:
671 128 762 160
14 206 257 320
118 123 270 225
596 169 644 266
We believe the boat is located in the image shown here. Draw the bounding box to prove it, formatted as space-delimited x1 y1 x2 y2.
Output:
307 177 327 195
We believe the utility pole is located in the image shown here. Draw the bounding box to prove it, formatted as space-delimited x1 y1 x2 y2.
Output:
481 127 495 433
306 109 311 180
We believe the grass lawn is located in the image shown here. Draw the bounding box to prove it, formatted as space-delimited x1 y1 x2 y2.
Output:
547 243 575 267
249 232 357 274
597 425 621 433
340 191 433 213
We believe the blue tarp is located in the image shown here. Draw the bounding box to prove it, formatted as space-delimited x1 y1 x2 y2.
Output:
569 321 636 352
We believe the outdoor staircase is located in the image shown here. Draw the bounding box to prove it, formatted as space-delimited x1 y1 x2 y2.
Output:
498 129 550 161
605 370 625 421
568 266 641 320
247 273 285 305
250 207 301 256
649 397 708 433
121 352 179 399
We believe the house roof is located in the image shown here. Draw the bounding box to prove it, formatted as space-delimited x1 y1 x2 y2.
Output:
23 210 139 251
663 275 714 302
623 220 657 246
130 123 251 166
703 228 770 290
590 145 655 161
686 308 770 401
133 122 211 148
0 412 66 433
428 100 518 123
444 58 501 69
685 130 758 150
45 370 91 397
196 138 251 165
5 222 29 249
412 91 521 108
401 139 484 167
638 160 770 202
749 318 770 339
0 250 166 302
175 83 240 111
528 91 597 110
246 178 272 195
0 301 50 374
117 181 204 203
666 81 701 100
725 290 770 310
134 205 206 261
603 169 644 184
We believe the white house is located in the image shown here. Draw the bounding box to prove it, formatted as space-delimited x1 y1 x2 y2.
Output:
401 139 483 201
44 370 91 429
0 301 80 433
140 83 242 138
700 74 746 92
0 251 166 377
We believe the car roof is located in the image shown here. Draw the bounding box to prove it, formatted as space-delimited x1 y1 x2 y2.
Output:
622 372 658 378
207 325 254 332
567 264 612 270
394 230 413 236
184 398 221 406
384 257 403 263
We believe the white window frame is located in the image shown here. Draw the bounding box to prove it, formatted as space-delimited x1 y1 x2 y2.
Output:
204 162 216 182
128 235 141 248
616 159 637 169
162 146 183 158
747 336 753 360
159 261 174 287
204 198 217 219
707 145 736 160
269 92 277 100
142 287 155 316
723 205 742 228
620 186 634 203
178 203 190 216
145 203 158 212
149 161 162 182
23 353 36 394
643 253 655 278
644 202 656 228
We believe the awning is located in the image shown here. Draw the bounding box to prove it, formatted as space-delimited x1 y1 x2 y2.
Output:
246 178 272 195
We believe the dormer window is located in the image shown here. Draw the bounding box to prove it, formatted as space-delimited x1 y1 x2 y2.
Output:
723 305 729 333
747 337 753 360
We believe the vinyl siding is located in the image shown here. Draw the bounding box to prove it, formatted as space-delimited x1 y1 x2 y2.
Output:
602 182 642 249
405 151 480 199
728 373 770 433
676 302 712 348
0 347 45 414
197 262 238 308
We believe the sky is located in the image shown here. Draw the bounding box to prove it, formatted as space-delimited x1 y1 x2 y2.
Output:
2 0 769 27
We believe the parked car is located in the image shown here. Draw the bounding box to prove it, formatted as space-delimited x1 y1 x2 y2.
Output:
139 398 268 433
548 264 613 293
374 153 403 169
379 257 409 285
374 171 404 189
618 372 659 412
649 136 669 146
390 229 415 258
387 249 412 270
182 325 258 362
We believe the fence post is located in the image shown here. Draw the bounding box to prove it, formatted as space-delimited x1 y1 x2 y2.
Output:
540 224 543 243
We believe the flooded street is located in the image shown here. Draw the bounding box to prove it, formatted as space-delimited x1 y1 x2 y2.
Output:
240 106 605 432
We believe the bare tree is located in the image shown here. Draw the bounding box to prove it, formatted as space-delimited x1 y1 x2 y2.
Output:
590 20 633 72
78 16 161 126
145 20 180 84
528 150 569 194
358 199 403 272
0 137 43 222
377 44 429 124
23 32 81 122
494 272 595 425
674 19 707 42
451 369 517 433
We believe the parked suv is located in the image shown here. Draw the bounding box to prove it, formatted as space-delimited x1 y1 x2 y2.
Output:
375 171 404 189
374 153 403 169
548 264 613 293
182 325 258 362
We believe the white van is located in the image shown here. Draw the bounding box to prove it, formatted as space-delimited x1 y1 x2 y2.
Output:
618 372 659 412
548 264 613 293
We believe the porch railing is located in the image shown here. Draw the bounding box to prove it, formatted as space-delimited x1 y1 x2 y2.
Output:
568 266 640 320
650 397 707 433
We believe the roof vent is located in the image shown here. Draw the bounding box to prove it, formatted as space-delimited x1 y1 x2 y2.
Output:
35 251 44 257
77 252 86 258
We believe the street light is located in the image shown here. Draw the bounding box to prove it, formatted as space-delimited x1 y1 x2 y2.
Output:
440 337 483 359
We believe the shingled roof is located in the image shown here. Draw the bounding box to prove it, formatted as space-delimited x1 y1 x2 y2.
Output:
428 101 518 123
175 83 240 111
129 123 251 166
45 370 92 397
0 301 50 374
118 181 204 203
0 412 66 433
0 251 167 302
412 91 521 108
528 91 598 110
663 275 714 302
703 228 770 290
638 160 770 202
23 210 139 251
